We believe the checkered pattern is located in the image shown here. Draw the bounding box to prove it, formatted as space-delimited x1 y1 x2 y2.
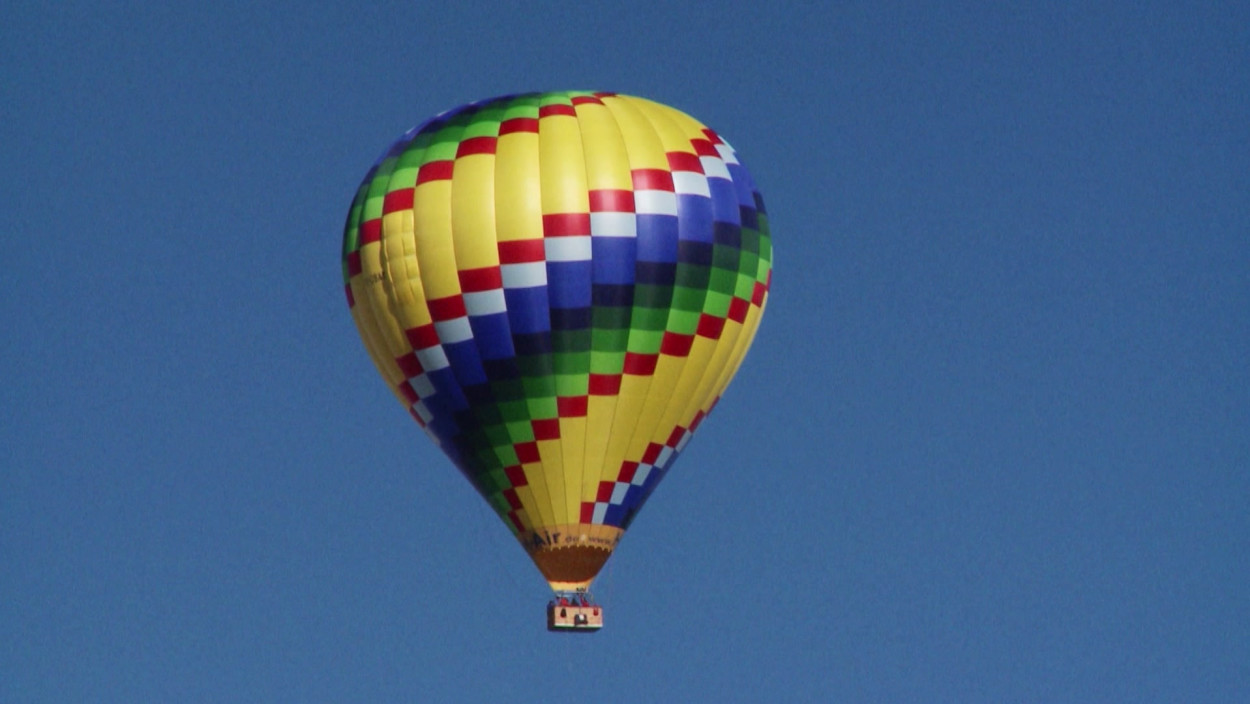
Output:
342 92 773 539
580 420 699 528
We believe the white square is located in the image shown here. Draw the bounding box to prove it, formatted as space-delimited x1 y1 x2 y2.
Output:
610 482 630 505
590 212 637 238
501 261 547 289
544 236 592 262
631 464 652 486
700 156 732 181
434 316 473 344
672 170 711 198
634 190 678 216
408 374 435 399
416 345 449 370
463 289 507 316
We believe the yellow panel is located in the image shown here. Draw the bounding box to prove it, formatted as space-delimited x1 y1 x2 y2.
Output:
495 131 542 242
534 439 569 525
599 96 671 171
450 154 500 270
538 112 589 216
521 460 556 530
573 100 633 191
678 320 748 426
602 373 652 472
623 355 686 460
410 180 459 298
558 416 587 522
582 395 618 503
623 97 698 155
654 335 721 437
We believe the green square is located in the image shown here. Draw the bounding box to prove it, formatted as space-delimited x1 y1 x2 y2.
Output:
555 373 588 397
527 396 558 419
495 399 529 423
630 304 669 331
517 355 553 378
671 285 706 313
674 263 710 289
505 420 535 443
633 283 673 311
666 308 700 335
539 93 573 108
592 305 632 330
483 423 511 449
702 290 732 317
626 329 664 354
708 266 739 297
734 272 756 299
462 117 501 140
502 96 541 119
590 350 625 374
493 444 519 467
712 244 741 272
522 375 555 399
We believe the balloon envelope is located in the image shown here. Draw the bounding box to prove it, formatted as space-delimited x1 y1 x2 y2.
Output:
342 91 772 591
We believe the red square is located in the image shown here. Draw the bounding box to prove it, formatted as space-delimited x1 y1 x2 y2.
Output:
504 464 528 487
631 169 674 192
416 160 454 185
595 481 615 502
690 139 719 158
617 461 638 483
752 280 768 306
397 382 417 405
557 396 588 417
623 352 658 375
427 295 467 321
498 238 545 264
514 441 540 464
543 213 591 237
458 266 503 292
588 189 635 213
690 410 707 431
359 218 382 245
660 331 694 357
382 188 414 214
405 323 439 350
503 488 522 510
727 296 750 323
499 117 539 135
696 313 726 339
579 502 595 523
588 374 621 395
666 151 703 173
531 418 561 441
641 443 662 465
346 251 362 277
666 426 686 448
395 352 423 378
456 136 497 158
539 103 577 119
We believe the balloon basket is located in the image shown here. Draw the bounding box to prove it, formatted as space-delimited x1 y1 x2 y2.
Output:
546 593 603 632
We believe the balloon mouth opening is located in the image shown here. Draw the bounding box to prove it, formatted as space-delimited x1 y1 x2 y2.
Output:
533 545 613 591
520 524 624 591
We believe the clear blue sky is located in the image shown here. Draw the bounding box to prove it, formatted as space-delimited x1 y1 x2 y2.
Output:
3 2 1247 701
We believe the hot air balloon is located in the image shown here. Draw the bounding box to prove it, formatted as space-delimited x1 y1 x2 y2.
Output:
341 91 772 631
